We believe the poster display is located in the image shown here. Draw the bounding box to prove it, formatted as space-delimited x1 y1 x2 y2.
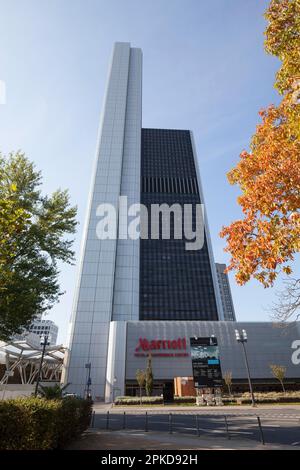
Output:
190 336 223 388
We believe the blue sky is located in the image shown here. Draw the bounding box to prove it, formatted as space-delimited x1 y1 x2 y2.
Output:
0 0 286 344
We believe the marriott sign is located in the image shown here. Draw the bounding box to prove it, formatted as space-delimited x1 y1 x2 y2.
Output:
134 337 189 357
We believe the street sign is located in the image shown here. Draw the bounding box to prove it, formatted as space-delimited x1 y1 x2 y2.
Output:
190 336 223 388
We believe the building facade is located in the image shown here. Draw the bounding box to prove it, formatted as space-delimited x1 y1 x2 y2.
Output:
62 42 224 399
216 263 236 321
28 319 58 345
14 318 58 345
62 43 142 398
108 321 300 401
140 129 221 321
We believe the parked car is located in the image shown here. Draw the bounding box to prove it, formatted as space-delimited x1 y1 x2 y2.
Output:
62 392 81 399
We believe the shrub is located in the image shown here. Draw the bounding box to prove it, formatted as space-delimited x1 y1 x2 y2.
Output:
38 383 70 400
0 397 92 450
174 396 196 404
56 397 92 448
223 391 300 405
114 396 163 405
239 391 300 403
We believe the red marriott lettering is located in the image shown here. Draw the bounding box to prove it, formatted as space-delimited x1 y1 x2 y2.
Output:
135 338 188 357
135 337 186 351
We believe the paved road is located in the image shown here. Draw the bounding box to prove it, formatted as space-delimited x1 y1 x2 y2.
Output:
92 410 300 447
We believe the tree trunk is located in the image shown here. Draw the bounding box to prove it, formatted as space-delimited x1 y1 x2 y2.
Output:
280 380 285 393
139 386 142 405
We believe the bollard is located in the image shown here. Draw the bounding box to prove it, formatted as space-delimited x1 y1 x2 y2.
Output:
196 414 200 437
257 416 265 445
145 411 148 432
106 411 109 430
123 411 126 429
169 413 173 434
224 415 231 440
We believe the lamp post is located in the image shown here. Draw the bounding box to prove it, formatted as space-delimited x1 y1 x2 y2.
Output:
85 362 92 399
34 334 50 397
235 329 256 407
112 377 118 403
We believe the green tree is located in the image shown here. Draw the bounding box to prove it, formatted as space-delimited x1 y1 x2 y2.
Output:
0 151 77 340
145 354 154 397
135 369 146 404
270 364 286 392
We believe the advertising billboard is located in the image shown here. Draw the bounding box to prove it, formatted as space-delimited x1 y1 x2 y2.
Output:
190 336 223 388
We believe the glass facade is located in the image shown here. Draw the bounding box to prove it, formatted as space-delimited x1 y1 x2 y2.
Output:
140 128 219 321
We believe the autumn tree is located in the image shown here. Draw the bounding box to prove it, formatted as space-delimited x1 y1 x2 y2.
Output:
264 0 300 96
270 364 286 392
220 0 300 320
0 152 77 340
136 369 146 404
223 371 233 397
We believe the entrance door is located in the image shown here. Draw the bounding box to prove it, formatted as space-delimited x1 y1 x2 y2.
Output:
163 382 174 402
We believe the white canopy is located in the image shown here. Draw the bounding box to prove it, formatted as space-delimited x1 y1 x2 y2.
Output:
0 336 65 384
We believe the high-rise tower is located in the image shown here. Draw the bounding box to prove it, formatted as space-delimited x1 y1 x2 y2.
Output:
216 263 236 321
140 129 221 321
62 43 223 399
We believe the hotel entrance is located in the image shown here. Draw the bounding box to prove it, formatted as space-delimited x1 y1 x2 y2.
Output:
162 381 174 402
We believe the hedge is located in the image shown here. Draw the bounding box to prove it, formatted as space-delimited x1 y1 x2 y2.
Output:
0 396 92 450
174 396 196 404
214 391 300 405
114 396 163 405
114 392 300 406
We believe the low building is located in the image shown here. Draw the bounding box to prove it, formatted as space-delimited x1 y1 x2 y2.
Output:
12 318 59 346
99 321 300 402
14 318 58 345
28 319 58 345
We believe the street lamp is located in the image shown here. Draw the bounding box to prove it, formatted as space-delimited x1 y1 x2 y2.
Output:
85 362 92 399
235 329 256 407
34 334 51 397
112 377 118 402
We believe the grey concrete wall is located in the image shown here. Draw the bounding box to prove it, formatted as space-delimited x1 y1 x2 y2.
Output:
125 321 300 381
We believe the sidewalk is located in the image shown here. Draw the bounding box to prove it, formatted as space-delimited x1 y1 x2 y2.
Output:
93 402 113 412
66 429 298 450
